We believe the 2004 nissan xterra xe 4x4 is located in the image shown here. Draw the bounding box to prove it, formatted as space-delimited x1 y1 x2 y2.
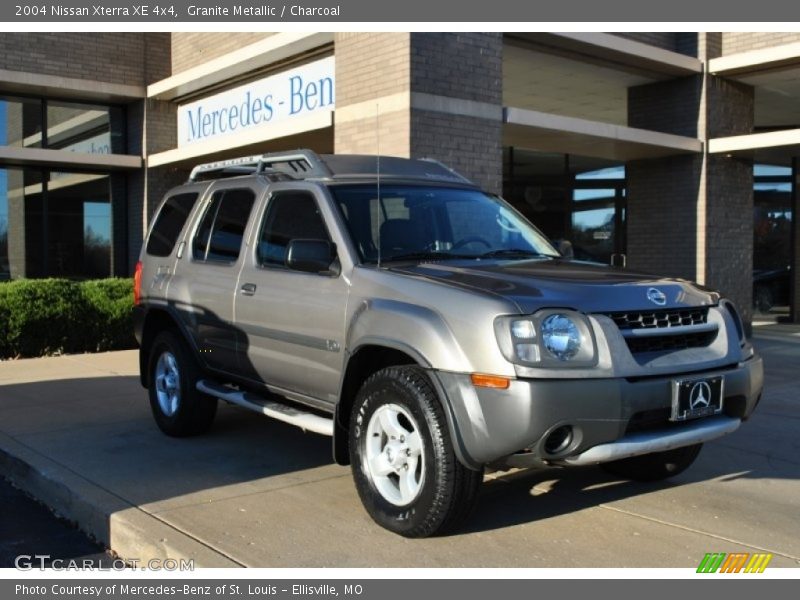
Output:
133 150 763 537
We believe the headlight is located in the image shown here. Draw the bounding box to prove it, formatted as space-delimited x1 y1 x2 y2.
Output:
541 314 582 361
494 310 597 368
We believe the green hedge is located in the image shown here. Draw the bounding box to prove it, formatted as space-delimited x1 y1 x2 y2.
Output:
0 278 136 359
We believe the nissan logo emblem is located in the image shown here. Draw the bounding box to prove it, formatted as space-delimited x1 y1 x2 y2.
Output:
647 287 667 306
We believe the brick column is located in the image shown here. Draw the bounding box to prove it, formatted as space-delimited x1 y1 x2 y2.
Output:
334 33 502 193
127 98 188 273
626 33 755 324
6 170 27 278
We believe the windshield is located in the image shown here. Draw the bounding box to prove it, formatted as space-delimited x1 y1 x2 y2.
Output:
330 184 559 263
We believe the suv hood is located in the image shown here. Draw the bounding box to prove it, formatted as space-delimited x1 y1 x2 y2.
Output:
386 259 718 314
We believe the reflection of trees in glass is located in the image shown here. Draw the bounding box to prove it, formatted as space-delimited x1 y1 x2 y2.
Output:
84 225 110 278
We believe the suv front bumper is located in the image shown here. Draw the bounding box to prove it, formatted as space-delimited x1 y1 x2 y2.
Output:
432 355 763 470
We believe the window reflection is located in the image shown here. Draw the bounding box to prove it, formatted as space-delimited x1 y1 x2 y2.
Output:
753 163 792 315
0 95 43 148
0 168 112 279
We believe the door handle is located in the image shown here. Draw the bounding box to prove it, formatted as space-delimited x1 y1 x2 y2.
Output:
240 283 257 296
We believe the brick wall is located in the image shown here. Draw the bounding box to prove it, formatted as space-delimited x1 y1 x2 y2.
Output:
626 154 703 280
0 33 161 86
627 34 755 320
629 76 703 138
170 33 274 74
707 76 754 138
334 33 502 193
706 155 754 323
334 33 411 158
6 170 26 279
125 97 183 271
722 33 800 56
410 111 502 194
335 111 410 157
334 33 411 106
410 33 502 104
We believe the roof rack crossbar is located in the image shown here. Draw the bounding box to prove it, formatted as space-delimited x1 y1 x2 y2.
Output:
188 149 333 182
188 155 264 181
256 150 332 179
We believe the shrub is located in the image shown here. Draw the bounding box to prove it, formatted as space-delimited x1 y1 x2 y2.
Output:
0 278 136 359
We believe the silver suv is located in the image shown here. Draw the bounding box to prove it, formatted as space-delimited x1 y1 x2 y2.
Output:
133 150 763 537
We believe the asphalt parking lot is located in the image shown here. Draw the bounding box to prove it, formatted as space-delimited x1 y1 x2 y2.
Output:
0 333 799 568
0 477 110 569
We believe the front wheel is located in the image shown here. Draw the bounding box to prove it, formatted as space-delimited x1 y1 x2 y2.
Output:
349 366 483 537
601 443 702 482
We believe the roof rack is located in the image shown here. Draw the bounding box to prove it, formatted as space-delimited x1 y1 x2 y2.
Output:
187 149 476 186
188 150 332 182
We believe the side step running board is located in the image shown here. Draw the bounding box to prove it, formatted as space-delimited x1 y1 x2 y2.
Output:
196 380 334 437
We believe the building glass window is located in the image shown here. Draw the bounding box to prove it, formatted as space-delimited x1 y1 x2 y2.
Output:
45 100 124 154
0 95 43 148
0 169 9 279
0 95 127 280
503 148 626 265
753 163 792 316
1 96 125 154
0 167 115 279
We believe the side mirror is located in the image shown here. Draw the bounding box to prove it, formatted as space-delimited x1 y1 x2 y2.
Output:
555 239 574 260
285 239 338 275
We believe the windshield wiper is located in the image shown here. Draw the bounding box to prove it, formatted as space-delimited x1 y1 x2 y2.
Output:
381 251 474 263
479 248 555 259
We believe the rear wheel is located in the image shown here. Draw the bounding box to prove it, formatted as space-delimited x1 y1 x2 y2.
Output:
148 331 217 437
601 443 702 482
349 366 483 537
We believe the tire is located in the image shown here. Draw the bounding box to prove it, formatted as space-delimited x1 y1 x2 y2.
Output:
601 443 702 482
147 330 217 437
349 366 483 538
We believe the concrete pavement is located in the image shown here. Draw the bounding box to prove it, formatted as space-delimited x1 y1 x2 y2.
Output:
1 341 799 568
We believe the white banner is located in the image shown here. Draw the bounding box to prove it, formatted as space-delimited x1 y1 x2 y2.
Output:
177 56 335 148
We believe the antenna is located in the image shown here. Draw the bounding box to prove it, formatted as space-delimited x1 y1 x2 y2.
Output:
376 103 382 269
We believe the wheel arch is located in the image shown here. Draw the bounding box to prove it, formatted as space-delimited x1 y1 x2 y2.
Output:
138 306 198 388
333 340 479 471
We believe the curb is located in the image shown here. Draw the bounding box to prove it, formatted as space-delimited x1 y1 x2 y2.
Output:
0 431 241 568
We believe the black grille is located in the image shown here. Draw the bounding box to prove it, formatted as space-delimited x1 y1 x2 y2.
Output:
607 307 709 330
602 307 716 354
624 330 717 354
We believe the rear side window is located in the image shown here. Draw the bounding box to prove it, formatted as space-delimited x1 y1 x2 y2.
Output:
146 193 199 257
192 188 256 263
257 192 330 267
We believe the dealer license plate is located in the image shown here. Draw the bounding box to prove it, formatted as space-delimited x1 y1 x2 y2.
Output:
670 376 724 422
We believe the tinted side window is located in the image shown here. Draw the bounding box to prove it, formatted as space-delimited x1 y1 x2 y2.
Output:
192 188 255 262
258 192 329 267
146 193 198 257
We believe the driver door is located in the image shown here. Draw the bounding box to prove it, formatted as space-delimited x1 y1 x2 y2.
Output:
234 184 350 405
